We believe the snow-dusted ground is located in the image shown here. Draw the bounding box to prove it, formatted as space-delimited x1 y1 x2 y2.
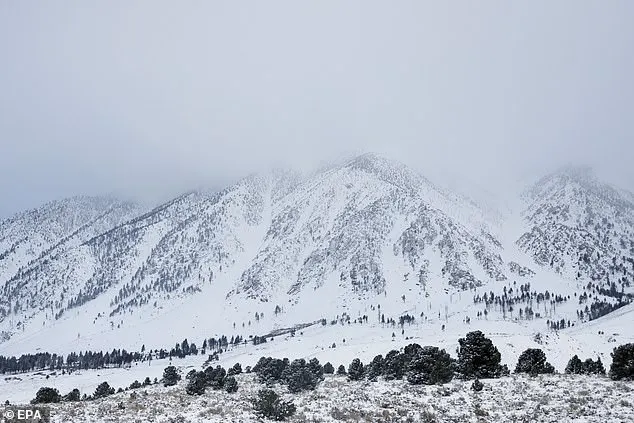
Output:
16 372 634 423
1 303 633 420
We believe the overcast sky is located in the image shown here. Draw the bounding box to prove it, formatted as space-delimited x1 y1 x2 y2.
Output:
1 1 633 217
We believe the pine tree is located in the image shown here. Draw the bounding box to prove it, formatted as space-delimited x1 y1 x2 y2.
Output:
565 355 584 374
347 358 365 381
252 389 296 421
457 331 505 379
336 365 346 375
514 348 555 375
162 366 181 387
609 343 634 380
366 355 384 381
94 382 115 399
406 346 455 385
62 388 80 402
31 387 61 404
185 371 207 395
323 362 335 374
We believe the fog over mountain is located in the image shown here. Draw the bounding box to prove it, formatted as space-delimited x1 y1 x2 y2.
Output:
1 1 633 218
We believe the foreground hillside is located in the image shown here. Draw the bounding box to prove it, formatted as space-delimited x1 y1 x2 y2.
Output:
20 372 634 423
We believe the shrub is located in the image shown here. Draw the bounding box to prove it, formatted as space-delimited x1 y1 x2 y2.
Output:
227 363 242 376
129 380 142 389
62 388 80 402
252 389 296 421
566 355 606 375
609 343 634 380
31 387 61 404
224 376 238 393
348 358 365 381
457 331 505 379
185 371 207 395
471 379 483 391
406 346 455 385
323 362 335 374
336 365 347 375
162 366 181 387
93 382 115 399
514 348 555 375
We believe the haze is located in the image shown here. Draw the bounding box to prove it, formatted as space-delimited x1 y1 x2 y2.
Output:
1 1 633 218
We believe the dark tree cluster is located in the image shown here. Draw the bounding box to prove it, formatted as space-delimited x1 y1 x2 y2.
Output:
252 356 324 393
185 364 240 395
565 355 605 375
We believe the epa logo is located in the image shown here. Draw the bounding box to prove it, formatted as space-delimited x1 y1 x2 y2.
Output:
1 406 50 422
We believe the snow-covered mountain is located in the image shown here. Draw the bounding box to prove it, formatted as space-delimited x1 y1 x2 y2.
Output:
518 166 634 296
0 155 632 357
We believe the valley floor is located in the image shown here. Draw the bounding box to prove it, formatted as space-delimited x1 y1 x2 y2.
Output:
13 373 633 423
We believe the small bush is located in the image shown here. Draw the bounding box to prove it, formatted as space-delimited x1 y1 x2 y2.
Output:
471 379 483 392
224 376 238 393
32 387 61 404
129 380 142 389
93 382 115 399
62 388 80 402
252 389 296 421
336 365 346 375
323 362 335 374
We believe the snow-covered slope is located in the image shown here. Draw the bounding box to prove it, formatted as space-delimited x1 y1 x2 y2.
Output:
0 157 632 363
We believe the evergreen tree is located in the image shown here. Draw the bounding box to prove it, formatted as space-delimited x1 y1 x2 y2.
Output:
224 375 238 393
62 388 80 402
143 377 152 386
227 363 242 376
471 379 484 392
252 389 296 421
336 365 346 375
382 350 407 380
565 355 584 374
185 371 207 395
281 359 320 393
129 380 142 389
31 387 61 404
514 348 555 375
347 358 365 381
323 362 335 374
366 354 384 381
406 346 454 385
457 331 505 379
609 343 634 380
93 382 115 399
162 366 181 387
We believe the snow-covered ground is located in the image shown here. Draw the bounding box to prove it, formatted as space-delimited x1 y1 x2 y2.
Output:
10 372 633 423
1 303 633 411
